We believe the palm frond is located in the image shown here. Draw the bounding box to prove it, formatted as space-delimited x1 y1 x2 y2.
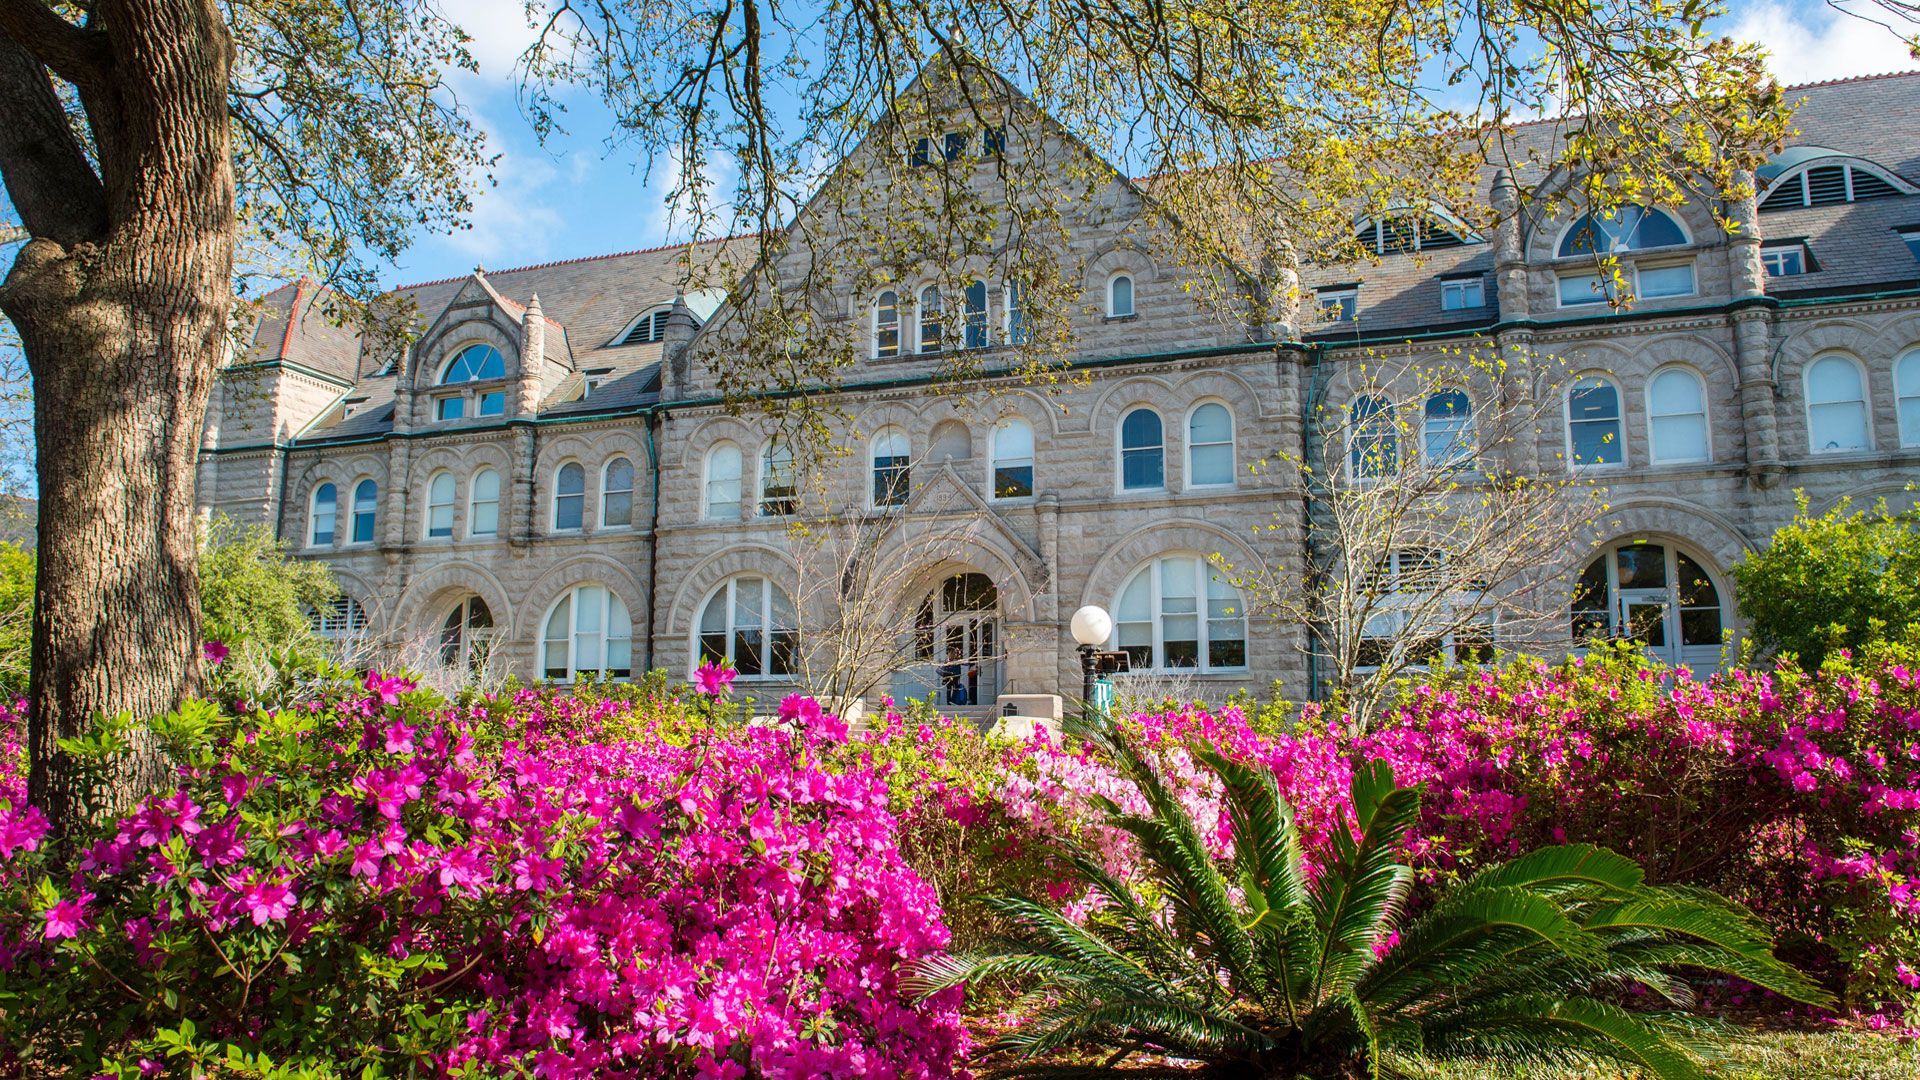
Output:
1416 992 1711 1080
1307 760 1419 1004
1462 842 1645 895
1357 884 1593 1011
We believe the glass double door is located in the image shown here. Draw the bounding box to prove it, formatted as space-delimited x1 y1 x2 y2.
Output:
1572 542 1726 674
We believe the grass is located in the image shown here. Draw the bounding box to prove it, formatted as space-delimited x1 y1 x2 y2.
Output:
1423 1028 1919 1080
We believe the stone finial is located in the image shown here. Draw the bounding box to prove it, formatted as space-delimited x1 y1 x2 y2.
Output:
1489 168 1529 321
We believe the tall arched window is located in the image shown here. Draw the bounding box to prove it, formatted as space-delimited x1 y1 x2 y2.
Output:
963 280 989 349
1557 204 1688 256
991 417 1034 499
1422 391 1474 467
1119 407 1164 490
602 457 635 528
918 286 943 353
1112 555 1248 672
1571 541 1726 674
1805 354 1870 453
425 471 456 539
1348 396 1397 478
1899 349 1920 448
309 595 369 638
704 443 743 520
1647 368 1710 464
439 595 494 672
468 468 500 537
873 291 900 358
552 462 585 531
1187 403 1234 487
871 427 911 507
437 343 508 418
759 441 797 516
309 482 337 546
1108 273 1135 317
697 576 798 678
350 479 378 544
541 584 633 681
1566 377 1624 467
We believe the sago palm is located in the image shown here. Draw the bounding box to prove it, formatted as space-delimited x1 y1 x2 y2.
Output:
909 720 1830 1079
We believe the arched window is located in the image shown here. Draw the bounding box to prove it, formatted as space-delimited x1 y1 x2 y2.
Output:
1348 396 1397 478
350 479 378 544
873 291 900 358
759 441 797 516
1647 368 1710 464
913 573 1001 707
918 286 943 353
1187 402 1234 487
1566 377 1624 467
1805 355 1870 453
617 307 671 346
425 471 456 539
704 443 743 520
1422 391 1474 467
963 280 989 349
871 427 911 507
1119 407 1164 490
1557 204 1688 257
1898 349 1920 448
990 417 1034 499
1004 280 1028 345
552 462 585 531
602 457 634 528
308 595 369 638
1571 542 1726 674
468 468 500 537
1112 555 1248 672
309 482 337 546
437 343 508 418
541 584 633 681
697 576 798 678
439 595 494 672
1108 274 1135 318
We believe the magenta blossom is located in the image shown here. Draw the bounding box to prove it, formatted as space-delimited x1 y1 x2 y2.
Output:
693 661 736 697
362 670 414 706
43 893 93 940
202 640 230 666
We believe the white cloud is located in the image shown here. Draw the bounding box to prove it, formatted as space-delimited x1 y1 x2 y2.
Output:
1723 0 1918 84
440 108 564 266
453 0 547 84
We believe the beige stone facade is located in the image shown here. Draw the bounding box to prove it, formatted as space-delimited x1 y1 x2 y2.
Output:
198 71 1920 709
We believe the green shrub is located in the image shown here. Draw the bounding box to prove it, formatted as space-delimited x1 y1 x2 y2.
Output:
1732 494 1920 669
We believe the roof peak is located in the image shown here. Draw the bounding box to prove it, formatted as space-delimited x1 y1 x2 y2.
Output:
395 234 754 292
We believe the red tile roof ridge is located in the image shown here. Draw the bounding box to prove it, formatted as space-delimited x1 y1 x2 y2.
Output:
393 233 757 292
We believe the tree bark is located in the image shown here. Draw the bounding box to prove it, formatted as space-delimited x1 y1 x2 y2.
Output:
0 1 236 829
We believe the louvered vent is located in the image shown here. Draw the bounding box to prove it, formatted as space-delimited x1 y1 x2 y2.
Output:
1763 162 1906 211
1850 169 1898 200
1354 221 1380 250
1805 165 1849 206
1759 183 1803 213
619 309 669 346
1418 220 1468 250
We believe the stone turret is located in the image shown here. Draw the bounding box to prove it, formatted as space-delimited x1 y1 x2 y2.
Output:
663 291 700 393
1490 169 1528 321
515 292 547 417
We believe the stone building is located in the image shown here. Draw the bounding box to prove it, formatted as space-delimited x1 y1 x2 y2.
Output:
197 68 1920 713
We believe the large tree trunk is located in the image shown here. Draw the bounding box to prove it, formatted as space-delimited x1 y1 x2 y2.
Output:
0 2 236 829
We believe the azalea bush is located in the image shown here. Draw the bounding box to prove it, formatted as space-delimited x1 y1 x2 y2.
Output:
0 676 967 1078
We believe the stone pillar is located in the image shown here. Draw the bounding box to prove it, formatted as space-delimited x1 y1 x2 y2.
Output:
1490 169 1530 322
515 293 547 417
382 439 412 550
511 426 538 547
1726 169 1766 301
1733 309 1782 480
662 292 700 395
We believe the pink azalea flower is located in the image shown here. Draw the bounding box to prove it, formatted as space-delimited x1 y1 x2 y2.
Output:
362 670 413 706
202 640 229 666
43 893 93 940
383 720 416 755
243 880 296 926
694 661 736 697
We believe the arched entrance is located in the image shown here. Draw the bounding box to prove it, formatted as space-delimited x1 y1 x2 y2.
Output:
897 572 1001 709
1571 541 1727 673
439 595 495 673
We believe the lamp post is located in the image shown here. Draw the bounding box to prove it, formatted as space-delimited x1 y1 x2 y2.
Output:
1069 604 1113 722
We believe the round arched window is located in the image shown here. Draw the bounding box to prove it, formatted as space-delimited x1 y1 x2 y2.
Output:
1570 542 1726 674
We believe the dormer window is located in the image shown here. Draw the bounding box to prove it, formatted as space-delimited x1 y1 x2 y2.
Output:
1555 204 1694 307
1357 212 1473 254
1317 286 1358 322
617 308 671 346
1759 154 1907 212
1557 204 1688 257
1761 240 1813 277
1440 275 1485 310
1899 227 1920 263
436 343 508 419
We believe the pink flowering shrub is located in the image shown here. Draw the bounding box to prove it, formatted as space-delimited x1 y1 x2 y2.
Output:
0 679 966 1078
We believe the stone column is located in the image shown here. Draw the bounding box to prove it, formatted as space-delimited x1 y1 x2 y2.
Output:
515 293 547 417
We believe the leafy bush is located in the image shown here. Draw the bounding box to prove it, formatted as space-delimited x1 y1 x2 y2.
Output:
917 727 1827 1079
1732 495 1920 668
0 679 966 1078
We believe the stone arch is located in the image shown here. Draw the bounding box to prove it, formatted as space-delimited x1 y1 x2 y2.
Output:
881 527 1043 626
665 543 801 639
1079 518 1267 612
393 560 516 642
515 554 648 642
1811 483 1919 517
1587 497 1757 572
1086 243 1161 285
1087 375 1180 435
668 413 763 470
1863 311 1920 360
1171 367 1273 419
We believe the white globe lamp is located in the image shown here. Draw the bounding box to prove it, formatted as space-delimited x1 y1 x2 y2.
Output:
1070 604 1113 647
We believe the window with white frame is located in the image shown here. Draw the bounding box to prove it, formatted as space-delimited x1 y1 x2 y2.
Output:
552 462 585 531
1186 403 1234 487
350 479 378 543
1354 548 1493 670
918 286 943 353
759 441 797 516
874 291 900 358
308 595 369 638
1566 377 1624 467
1555 204 1694 306
696 576 798 678
1119 408 1165 490
1898 349 1920 448
1805 354 1871 453
1571 542 1726 674
991 417 1034 499
541 584 633 681
1318 286 1358 322
704 443 743 520
1761 241 1811 277
1112 555 1248 672
1348 396 1397 478
1108 274 1135 318
871 427 911 507
1440 276 1485 311
963 280 989 349
468 468 500 537
1647 368 1710 464
425 471 455 539
1422 390 1474 467
1005 280 1028 345
602 457 634 528
309 482 337 546
436 343 508 419
439 595 494 671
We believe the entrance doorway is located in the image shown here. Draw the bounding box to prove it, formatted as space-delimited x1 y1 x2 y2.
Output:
903 573 1001 708
1571 542 1726 673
